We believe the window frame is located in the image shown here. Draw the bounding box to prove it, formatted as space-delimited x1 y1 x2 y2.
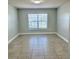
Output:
28 14 48 30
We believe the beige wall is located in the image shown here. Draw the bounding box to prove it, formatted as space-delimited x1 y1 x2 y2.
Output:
57 1 70 41
18 9 57 33
8 5 18 40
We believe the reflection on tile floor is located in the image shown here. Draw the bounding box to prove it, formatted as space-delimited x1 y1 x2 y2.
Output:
8 34 69 59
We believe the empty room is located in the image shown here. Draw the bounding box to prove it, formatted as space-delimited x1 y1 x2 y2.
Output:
8 0 70 59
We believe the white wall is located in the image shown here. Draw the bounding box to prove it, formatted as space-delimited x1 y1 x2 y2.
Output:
8 5 18 40
18 9 57 33
57 1 70 41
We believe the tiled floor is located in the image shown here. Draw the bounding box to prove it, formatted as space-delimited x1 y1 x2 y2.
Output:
8 34 69 59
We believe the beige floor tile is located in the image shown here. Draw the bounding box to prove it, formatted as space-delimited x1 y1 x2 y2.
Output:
31 56 44 59
8 34 69 59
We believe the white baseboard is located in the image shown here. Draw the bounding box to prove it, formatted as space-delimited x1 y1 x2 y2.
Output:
19 32 57 35
19 32 69 43
8 32 69 44
8 34 19 44
56 33 69 43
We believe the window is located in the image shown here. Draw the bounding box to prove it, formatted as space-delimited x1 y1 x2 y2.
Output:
28 14 48 30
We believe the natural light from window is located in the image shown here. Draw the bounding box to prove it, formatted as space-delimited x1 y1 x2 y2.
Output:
28 14 48 30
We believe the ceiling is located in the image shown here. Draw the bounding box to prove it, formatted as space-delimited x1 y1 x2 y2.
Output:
8 0 69 8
